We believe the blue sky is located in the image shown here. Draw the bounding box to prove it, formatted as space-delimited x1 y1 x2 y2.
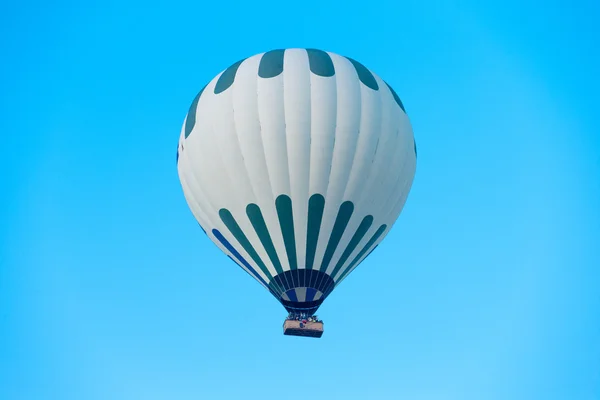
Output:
2 0 599 399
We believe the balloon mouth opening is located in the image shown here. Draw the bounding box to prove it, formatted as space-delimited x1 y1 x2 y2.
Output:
281 288 324 302
279 288 325 315
280 298 325 316
266 269 336 315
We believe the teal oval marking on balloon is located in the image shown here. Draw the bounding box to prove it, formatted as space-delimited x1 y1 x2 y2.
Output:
337 224 387 282
306 49 335 77
345 57 379 91
214 58 245 94
276 195 298 270
384 81 406 113
218 208 275 283
246 204 284 275
184 84 206 138
414 138 417 158
258 49 285 78
330 215 374 278
319 201 354 273
305 194 325 270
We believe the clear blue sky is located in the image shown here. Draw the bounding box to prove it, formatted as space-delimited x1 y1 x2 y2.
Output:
2 1 599 399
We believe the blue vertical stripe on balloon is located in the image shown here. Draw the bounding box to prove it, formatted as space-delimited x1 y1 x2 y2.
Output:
212 229 268 287
305 287 317 302
286 290 298 302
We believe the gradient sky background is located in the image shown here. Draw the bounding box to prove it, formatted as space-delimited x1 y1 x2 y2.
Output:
2 0 599 399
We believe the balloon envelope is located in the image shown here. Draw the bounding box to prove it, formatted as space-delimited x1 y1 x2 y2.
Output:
177 48 416 315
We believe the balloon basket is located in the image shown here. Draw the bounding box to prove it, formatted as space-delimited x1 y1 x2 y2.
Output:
283 319 324 338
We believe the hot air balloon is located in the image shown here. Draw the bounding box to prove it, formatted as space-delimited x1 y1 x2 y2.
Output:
176 48 416 338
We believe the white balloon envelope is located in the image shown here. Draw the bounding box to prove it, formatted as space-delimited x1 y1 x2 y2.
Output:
176 48 416 334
